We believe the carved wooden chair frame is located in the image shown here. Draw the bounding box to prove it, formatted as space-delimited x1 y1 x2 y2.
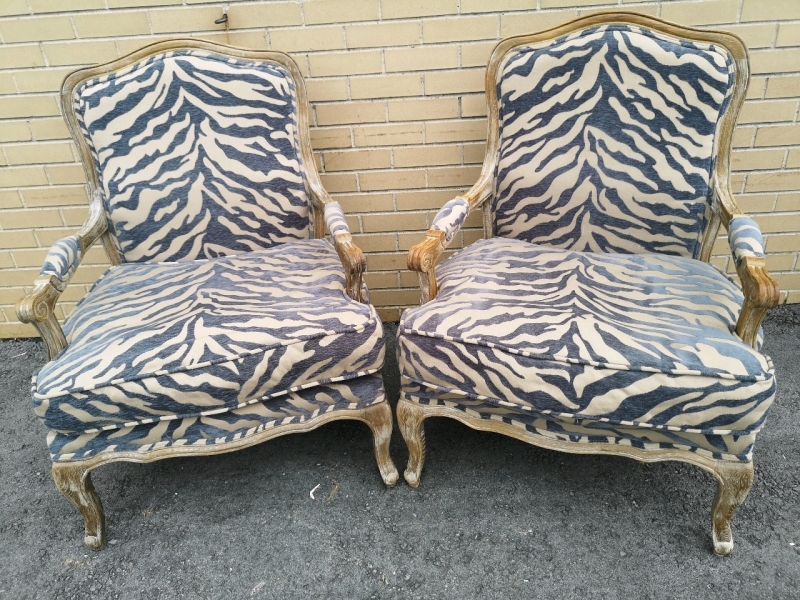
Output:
401 11 779 555
17 39 398 550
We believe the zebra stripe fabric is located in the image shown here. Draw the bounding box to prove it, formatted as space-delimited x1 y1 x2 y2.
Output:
399 238 775 439
402 384 757 462
40 235 82 290
324 202 350 236
74 50 310 263
34 239 384 435
728 216 765 266
431 197 470 244
493 24 734 257
47 374 385 461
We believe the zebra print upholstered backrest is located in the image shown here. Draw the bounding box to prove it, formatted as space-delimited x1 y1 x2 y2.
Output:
71 47 311 263
493 23 737 258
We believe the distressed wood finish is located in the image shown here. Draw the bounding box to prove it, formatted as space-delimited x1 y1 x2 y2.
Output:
17 39 394 549
401 12 774 555
53 402 398 550
406 11 779 340
397 399 752 555
16 188 106 360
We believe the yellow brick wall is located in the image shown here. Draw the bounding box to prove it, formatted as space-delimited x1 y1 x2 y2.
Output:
1 0 799 336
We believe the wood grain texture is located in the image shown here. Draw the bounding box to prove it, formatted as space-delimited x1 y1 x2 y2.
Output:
396 398 754 555
15 188 106 360
52 401 397 549
21 39 387 549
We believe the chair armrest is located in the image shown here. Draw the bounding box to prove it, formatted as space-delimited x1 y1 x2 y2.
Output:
727 216 779 348
324 202 367 303
16 188 107 361
39 236 83 292
407 197 471 303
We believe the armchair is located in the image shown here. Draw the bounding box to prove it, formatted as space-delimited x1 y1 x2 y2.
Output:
398 12 778 555
17 39 398 550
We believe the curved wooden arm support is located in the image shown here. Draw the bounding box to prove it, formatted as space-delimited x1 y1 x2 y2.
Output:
714 180 780 349
16 278 69 361
408 229 446 303
332 232 367 303
735 256 779 348
406 106 494 304
302 155 366 300
16 188 107 361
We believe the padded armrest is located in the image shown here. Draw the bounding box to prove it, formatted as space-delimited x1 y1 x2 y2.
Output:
431 197 470 244
324 202 351 236
407 197 471 303
40 235 83 292
728 216 765 267
324 202 367 303
17 188 107 361
724 214 779 349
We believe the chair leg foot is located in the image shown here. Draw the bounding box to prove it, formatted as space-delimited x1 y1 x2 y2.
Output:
362 402 399 488
52 462 106 550
711 461 753 555
397 398 426 488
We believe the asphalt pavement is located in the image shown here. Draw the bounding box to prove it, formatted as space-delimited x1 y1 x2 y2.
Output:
1 307 799 599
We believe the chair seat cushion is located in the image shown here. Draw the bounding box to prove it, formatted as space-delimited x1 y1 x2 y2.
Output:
34 239 384 434
398 238 775 436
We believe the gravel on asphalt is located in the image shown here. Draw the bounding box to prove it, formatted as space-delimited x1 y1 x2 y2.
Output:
1 306 798 599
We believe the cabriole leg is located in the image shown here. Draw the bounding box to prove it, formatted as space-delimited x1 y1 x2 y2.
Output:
711 461 754 555
361 401 399 488
397 398 427 488
51 462 106 550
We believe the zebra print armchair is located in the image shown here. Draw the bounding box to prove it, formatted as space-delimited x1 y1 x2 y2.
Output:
397 12 779 555
16 39 398 550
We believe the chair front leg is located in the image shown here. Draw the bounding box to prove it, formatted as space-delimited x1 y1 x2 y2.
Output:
710 461 754 555
396 398 427 488
51 462 106 550
361 402 399 487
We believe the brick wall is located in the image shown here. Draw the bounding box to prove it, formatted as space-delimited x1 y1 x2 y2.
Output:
1 0 799 336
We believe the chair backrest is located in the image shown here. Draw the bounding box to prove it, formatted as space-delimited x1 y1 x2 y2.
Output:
491 20 741 258
65 43 311 263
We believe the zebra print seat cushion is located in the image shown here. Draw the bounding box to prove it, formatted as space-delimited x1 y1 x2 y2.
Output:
33 239 384 435
493 24 735 257
399 238 775 440
74 49 310 263
47 374 386 461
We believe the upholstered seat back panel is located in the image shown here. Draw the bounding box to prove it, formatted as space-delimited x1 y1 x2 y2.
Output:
399 238 775 435
34 239 383 434
493 25 734 257
75 50 310 262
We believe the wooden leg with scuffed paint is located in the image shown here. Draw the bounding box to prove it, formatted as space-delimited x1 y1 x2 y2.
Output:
52 462 106 550
397 398 427 488
711 461 754 555
362 401 399 488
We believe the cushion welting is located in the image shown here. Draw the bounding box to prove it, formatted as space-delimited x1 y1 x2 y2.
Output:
34 239 384 434
398 237 775 435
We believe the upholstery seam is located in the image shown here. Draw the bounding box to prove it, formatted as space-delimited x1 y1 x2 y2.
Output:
38 314 381 398
53 367 385 436
398 326 774 383
400 376 768 437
